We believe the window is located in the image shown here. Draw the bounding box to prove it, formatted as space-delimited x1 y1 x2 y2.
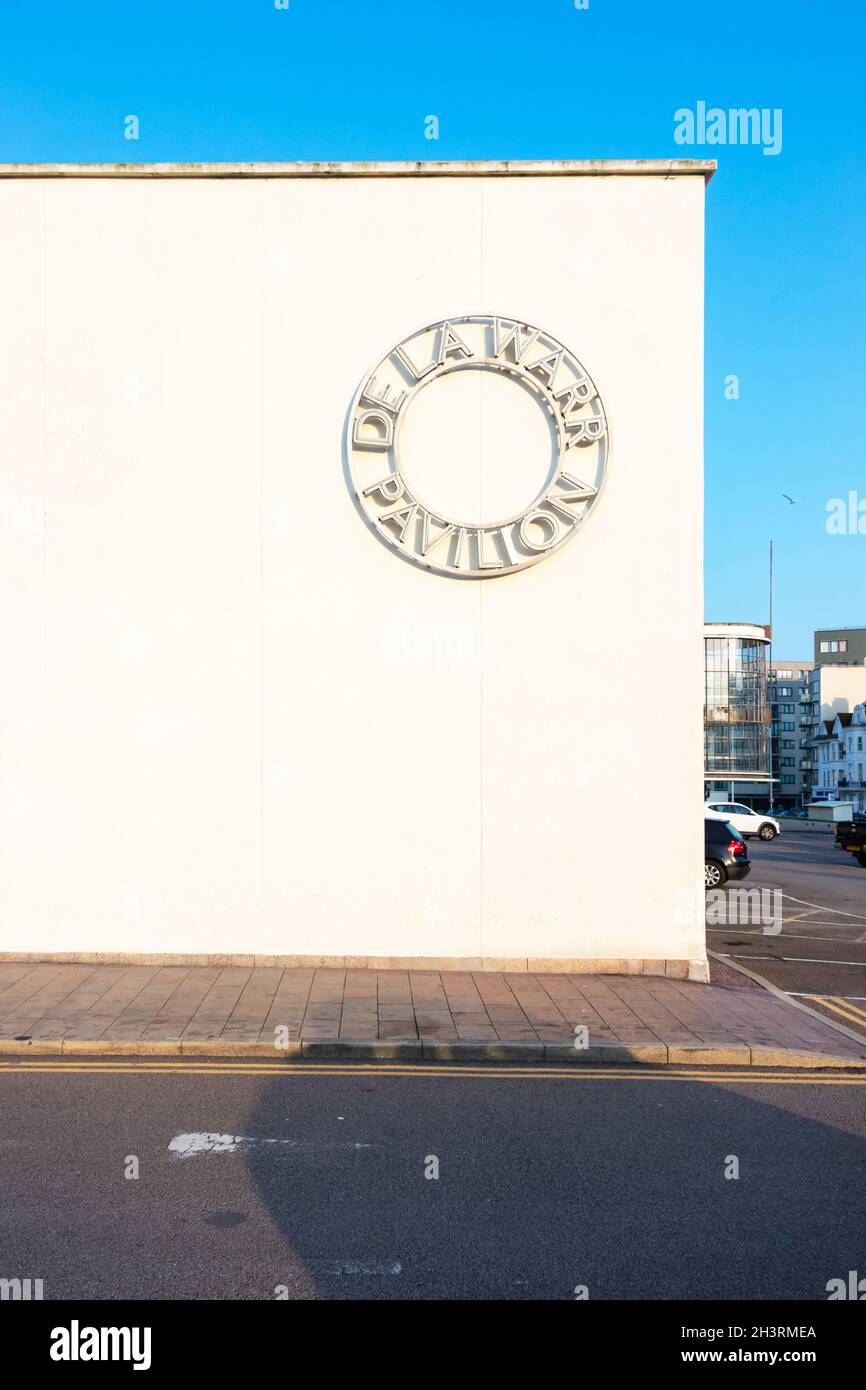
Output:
782 739 795 749
781 757 795 767
840 640 848 653
778 704 795 714
781 721 795 732
781 775 795 784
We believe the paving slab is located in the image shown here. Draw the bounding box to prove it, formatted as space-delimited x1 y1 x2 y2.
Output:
0 963 863 1065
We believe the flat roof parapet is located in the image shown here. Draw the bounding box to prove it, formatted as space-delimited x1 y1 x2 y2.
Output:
0 158 715 182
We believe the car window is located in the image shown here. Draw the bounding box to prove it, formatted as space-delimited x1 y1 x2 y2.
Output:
732 805 752 815
706 820 741 843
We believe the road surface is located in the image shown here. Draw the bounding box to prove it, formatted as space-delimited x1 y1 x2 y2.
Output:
0 1056 864 1300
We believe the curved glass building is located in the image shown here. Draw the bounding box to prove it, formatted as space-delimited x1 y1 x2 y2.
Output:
704 623 772 803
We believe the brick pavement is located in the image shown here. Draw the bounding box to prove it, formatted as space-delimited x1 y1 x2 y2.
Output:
0 962 863 1062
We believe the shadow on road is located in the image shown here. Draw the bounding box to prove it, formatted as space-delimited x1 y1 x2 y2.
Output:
242 1067 866 1300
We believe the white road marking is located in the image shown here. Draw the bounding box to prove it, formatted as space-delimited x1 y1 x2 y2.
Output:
708 928 865 945
789 993 866 1001
779 894 866 922
719 953 775 960
727 954 866 968
778 920 866 928
168 1131 370 1159
318 1260 402 1276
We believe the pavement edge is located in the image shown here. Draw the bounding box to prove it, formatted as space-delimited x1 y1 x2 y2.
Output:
0 1037 864 1068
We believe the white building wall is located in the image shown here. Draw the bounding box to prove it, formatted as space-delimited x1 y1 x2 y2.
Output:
0 163 709 973
812 666 866 726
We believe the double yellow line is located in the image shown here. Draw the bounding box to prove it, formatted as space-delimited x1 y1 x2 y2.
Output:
0 1060 864 1085
814 995 866 1031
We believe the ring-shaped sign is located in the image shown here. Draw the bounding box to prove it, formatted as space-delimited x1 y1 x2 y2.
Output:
347 313 609 577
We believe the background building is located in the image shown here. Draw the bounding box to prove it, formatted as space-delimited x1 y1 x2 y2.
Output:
769 660 814 810
715 628 866 812
806 662 866 802
704 623 772 805
813 716 848 800
839 705 866 812
814 627 866 665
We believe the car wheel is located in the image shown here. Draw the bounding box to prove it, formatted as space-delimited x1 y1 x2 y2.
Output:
856 854 866 868
705 860 726 888
758 823 777 841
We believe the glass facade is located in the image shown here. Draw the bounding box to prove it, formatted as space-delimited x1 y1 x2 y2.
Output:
704 634 770 777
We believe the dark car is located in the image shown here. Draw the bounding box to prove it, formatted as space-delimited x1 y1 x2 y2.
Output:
705 819 751 888
834 819 866 867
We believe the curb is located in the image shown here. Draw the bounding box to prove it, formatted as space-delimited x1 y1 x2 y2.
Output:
0 1036 863 1068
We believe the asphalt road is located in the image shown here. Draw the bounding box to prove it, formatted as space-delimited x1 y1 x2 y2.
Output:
1 1058 865 1301
708 831 866 1035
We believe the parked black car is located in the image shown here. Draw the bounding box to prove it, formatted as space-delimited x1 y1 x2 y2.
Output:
834 820 866 867
705 819 751 888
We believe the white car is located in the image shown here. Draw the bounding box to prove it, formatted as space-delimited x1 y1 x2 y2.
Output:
704 801 780 841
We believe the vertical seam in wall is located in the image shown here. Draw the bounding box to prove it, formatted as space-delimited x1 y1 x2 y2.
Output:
479 179 485 962
41 182 48 949
479 566 484 962
259 181 265 956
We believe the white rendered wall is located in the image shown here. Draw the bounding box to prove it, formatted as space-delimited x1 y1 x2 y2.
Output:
816 668 866 725
0 170 706 966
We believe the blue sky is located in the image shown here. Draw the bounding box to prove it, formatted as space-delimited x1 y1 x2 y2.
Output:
1 0 863 657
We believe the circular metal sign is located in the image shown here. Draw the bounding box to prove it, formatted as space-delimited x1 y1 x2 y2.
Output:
347 314 608 577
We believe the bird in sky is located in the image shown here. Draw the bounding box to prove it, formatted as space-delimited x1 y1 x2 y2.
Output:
782 494 796 504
